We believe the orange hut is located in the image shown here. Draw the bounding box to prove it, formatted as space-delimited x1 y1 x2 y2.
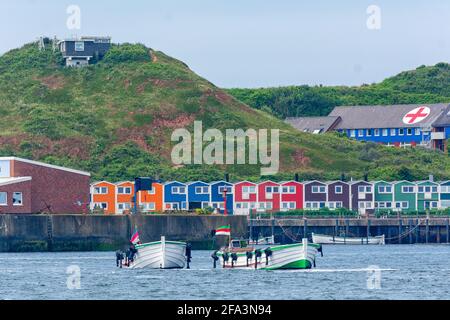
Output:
116 181 135 214
90 181 116 215
138 182 164 213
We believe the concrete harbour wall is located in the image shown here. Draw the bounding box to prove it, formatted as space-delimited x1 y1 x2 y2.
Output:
0 214 248 252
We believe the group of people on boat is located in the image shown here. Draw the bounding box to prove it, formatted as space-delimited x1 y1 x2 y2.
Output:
115 244 138 268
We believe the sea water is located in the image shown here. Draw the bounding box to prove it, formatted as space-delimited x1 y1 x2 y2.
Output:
0 245 449 300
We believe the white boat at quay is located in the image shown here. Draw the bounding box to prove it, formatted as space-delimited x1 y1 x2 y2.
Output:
129 236 188 269
312 233 385 245
213 238 323 270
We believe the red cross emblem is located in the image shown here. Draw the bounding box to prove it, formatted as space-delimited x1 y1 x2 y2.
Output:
402 106 430 125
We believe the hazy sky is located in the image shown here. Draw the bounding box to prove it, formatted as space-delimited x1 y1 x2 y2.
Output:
0 0 449 88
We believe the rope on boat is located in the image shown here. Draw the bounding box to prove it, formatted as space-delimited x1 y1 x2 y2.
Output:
383 218 426 241
276 220 304 242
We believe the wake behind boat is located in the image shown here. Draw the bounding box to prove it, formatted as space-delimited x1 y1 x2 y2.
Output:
312 233 385 245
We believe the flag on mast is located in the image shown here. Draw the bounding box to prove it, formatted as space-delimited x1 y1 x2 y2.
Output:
215 225 231 236
130 228 140 244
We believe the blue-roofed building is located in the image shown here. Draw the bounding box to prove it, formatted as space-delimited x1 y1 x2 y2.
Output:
163 181 187 211
210 181 234 214
187 181 211 210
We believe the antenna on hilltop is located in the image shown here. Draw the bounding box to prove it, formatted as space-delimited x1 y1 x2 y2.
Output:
38 36 45 51
52 36 58 52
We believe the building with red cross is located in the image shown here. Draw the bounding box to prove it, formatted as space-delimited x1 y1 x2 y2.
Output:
286 103 450 152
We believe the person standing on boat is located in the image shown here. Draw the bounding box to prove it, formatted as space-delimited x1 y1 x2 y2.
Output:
127 244 138 264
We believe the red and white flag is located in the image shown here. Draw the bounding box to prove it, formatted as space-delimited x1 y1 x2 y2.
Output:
215 225 231 236
130 229 140 244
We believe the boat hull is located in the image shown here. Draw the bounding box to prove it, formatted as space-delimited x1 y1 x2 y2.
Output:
130 239 186 269
312 233 385 245
216 240 320 270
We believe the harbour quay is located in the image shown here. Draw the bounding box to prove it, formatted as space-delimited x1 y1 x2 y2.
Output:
250 217 450 244
0 214 247 252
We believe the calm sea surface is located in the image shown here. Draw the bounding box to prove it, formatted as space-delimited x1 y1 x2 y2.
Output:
1 245 449 300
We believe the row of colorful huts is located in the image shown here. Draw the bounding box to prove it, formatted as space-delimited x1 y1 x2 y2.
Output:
90 179 450 215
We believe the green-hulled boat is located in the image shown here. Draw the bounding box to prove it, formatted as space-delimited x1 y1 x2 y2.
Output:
212 238 323 270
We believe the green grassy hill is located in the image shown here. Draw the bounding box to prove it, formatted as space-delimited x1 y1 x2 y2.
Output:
0 41 450 182
227 63 450 118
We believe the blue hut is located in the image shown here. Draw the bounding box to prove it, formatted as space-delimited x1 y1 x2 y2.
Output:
163 181 187 211
187 181 211 210
210 181 234 214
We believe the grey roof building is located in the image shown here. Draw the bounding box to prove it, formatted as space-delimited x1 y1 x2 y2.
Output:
432 106 450 127
285 116 341 134
329 103 450 130
286 103 450 152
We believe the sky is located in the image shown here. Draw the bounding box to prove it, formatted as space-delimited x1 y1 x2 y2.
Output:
0 0 449 88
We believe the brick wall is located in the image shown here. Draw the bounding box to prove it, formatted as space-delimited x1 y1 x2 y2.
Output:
12 160 90 214
0 180 32 214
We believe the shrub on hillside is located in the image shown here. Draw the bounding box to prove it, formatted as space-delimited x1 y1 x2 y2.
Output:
103 43 150 64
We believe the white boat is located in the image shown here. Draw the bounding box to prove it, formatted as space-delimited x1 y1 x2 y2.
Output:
213 238 322 270
129 236 187 269
312 233 385 245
